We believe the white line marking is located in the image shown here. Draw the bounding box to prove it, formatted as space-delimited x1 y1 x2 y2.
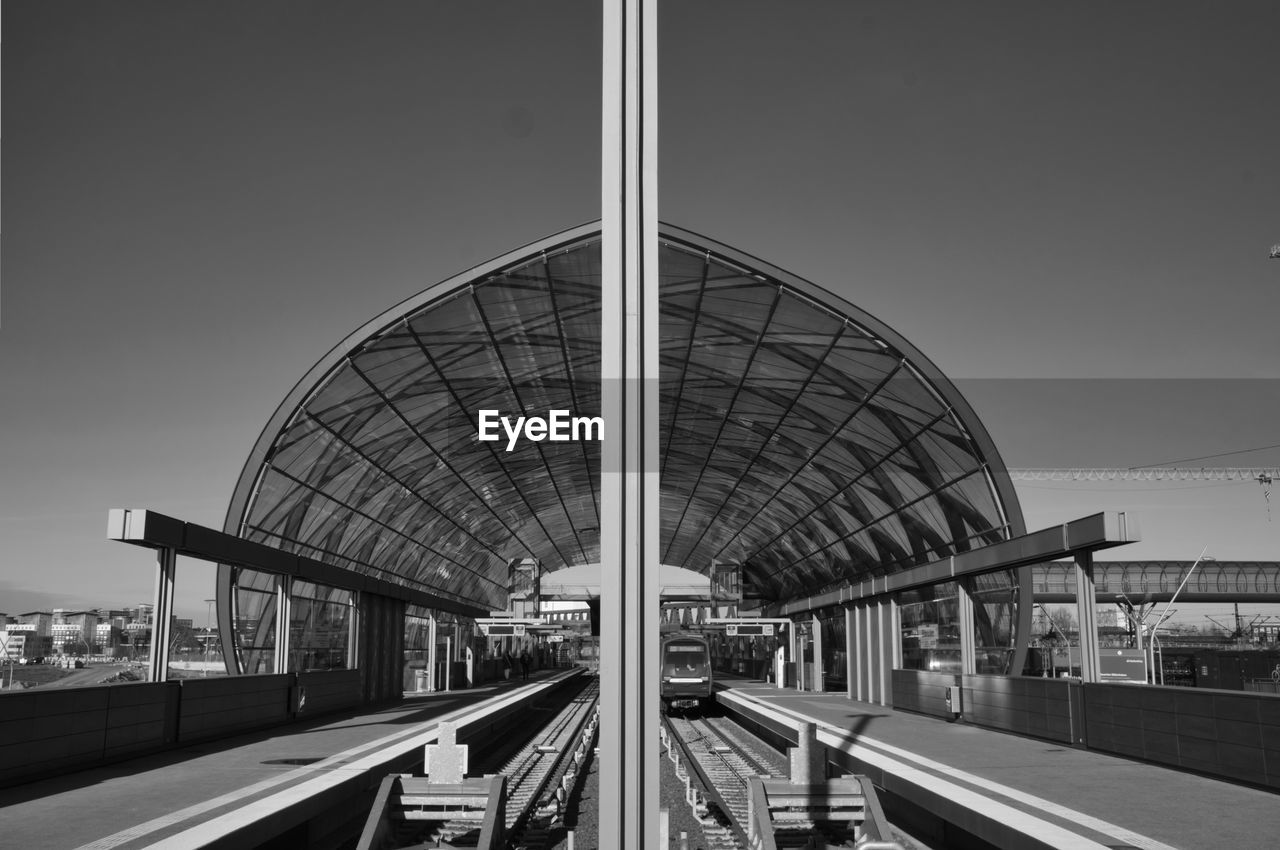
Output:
723 690 1179 850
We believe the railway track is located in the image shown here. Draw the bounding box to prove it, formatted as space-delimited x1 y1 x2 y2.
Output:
663 710 912 850
423 678 600 849
662 712 789 850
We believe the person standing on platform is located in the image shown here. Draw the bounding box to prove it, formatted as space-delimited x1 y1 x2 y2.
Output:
519 648 530 680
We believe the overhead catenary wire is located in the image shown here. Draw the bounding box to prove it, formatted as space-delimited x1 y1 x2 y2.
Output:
1127 442 1280 469
1005 465 1277 521
1006 467 1278 482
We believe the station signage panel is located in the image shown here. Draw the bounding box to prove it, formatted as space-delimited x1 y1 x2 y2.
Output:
726 623 774 637
1099 648 1147 683
917 624 939 649
480 623 526 637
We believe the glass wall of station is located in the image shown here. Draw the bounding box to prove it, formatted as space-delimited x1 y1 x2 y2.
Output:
969 571 1018 674
403 606 488 692
899 581 960 674
707 628 780 683
897 569 1019 675
231 568 355 675
403 607 431 692
287 580 354 672
233 569 279 674
403 606 472 692
815 608 847 690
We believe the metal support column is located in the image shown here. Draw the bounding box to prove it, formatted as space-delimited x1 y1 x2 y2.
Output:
1074 551 1100 683
867 603 881 704
845 605 855 701
775 632 786 689
881 596 898 706
427 613 438 692
347 593 360 671
600 0 660 845
812 613 823 692
445 634 453 692
958 578 977 675
788 619 798 690
273 575 292 675
148 546 177 682
862 603 873 700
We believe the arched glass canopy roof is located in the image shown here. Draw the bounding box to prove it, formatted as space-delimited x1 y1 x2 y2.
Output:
224 223 1026 614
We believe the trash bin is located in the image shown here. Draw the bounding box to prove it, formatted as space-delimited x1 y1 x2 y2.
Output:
415 669 429 692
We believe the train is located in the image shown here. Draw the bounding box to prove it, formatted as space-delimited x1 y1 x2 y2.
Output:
659 632 714 712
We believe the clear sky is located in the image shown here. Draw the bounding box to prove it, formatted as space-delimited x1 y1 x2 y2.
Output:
3 1 1279 623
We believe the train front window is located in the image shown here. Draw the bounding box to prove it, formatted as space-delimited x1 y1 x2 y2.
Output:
663 644 708 677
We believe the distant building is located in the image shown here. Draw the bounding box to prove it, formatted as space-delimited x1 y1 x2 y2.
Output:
5 618 52 659
51 611 99 653
94 622 126 657
16 611 52 637
94 609 131 631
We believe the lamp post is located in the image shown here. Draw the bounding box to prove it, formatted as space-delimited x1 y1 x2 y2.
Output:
1146 550 1210 685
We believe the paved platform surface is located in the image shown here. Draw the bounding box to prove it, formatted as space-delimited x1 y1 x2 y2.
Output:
719 677 1280 850
0 670 566 849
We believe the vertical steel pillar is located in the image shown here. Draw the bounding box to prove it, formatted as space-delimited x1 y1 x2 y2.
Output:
445 635 453 692
958 579 977 675
600 0 659 845
347 593 360 671
215 565 239 676
775 633 786 689
867 603 881 704
812 613 823 692
788 622 798 696
862 603 873 700
148 546 177 682
881 597 898 706
427 613 438 692
845 605 855 701
273 575 292 675
1074 552 1100 682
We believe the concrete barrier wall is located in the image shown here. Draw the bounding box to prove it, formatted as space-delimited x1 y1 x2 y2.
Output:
0 670 373 787
1082 683 1280 790
0 682 179 786
103 682 180 761
891 669 959 718
176 674 294 742
960 674 1075 745
893 670 1280 790
297 669 363 715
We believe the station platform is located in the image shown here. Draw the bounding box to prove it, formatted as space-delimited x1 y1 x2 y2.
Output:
717 676 1280 850
0 669 576 850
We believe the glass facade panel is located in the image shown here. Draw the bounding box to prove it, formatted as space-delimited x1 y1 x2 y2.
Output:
972 571 1018 674
817 607 848 691
288 581 352 672
233 569 277 675
899 581 961 673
